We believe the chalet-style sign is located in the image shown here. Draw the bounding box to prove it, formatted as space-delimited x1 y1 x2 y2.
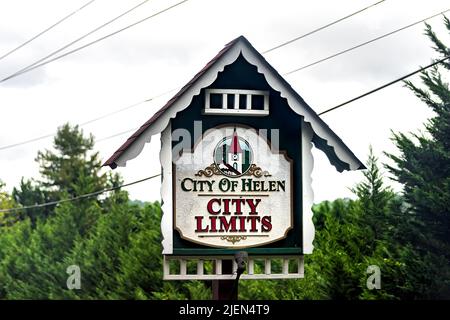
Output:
103 36 364 280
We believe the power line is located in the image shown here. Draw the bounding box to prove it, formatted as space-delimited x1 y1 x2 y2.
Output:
0 173 161 213
93 58 450 140
0 99 149 151
2 60 449 215
0 4 445 151
263 0 386 54
79 86 177 127
2 0 151 82
0 132 55 151
318 55 450 116
94 57 450 143
0 1 396 149
0 86 178 151
2 57 448 213
80 99 152 127
1 0 382 77
0 0 97 62
0 4 444 151
284 8 450 76
87 5 448 140
0 0 190 83
95 128 137 143
1 0 373 150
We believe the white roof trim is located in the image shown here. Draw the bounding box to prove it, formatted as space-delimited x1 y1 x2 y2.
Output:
114 37 363 171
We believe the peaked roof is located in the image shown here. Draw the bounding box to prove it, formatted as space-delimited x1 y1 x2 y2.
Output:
103 36 364 172
229 130 243 154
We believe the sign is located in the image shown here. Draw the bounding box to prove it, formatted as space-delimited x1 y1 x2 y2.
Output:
103 36 365 279
174 126 293 248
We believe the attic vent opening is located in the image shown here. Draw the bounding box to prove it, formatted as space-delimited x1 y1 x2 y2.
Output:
204 89 269 116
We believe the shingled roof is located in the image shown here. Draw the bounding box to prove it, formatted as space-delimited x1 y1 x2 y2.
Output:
103 36 364 171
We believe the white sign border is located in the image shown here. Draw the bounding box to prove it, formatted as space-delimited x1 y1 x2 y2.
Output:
172 124 294 249
160 119 315 254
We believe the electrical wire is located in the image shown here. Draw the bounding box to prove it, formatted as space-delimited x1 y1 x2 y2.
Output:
81 86 178 126
93 57 450 144
95 128 137 143
0 3 446 152
318 55 450 116
263 0 386 54
2 57 449 213
1 0 382 79
0 99 150 151
0 0 190 83
0 4 426 149
0 173 161 213
284 8 450 76
0 86 178 151
2 0 151 81
0 0 97 62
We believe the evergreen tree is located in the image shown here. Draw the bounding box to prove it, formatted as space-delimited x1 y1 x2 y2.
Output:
0 181 17 226
36 123 107 196
352 147 394 243
12 178 51 225
0 123 123 299
385 17 450 298
12 123 111 224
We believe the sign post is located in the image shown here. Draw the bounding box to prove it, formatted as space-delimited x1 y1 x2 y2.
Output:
103 36 365 299
212 260 236 300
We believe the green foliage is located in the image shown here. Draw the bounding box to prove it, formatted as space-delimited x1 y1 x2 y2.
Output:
36 123 106 195
12 123 117 224
240 149 408 300
352 147 394 242
0 18 449 300
12 178 51 224
385 16 450 298
1 113 448 300
0 124 208 300
0 180 17 226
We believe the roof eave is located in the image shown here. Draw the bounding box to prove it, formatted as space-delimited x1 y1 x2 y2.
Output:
103 35 365 172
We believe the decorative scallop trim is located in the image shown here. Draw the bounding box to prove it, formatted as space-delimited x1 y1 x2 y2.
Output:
239 44 361 171
302 120 315 253
115 38 364 254
160 123 173 254
114 39 361 172
114 44 242 168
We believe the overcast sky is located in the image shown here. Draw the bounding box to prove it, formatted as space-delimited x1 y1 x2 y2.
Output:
1 0 449 204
